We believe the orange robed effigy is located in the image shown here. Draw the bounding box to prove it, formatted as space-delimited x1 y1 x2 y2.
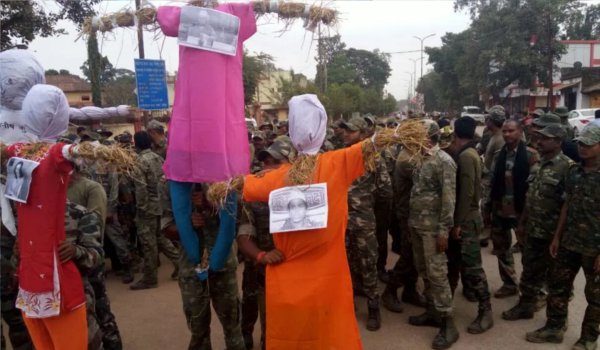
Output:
243 142 366 350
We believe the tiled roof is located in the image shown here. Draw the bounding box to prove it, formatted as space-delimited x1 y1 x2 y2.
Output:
45 74 91 92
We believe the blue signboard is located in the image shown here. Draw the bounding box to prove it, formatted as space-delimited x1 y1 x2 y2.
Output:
134 59 169 110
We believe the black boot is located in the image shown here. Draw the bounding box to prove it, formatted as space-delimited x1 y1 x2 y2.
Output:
402 284 427 308
432 315 459 349
121 263 134 284
408 305 442 328
366 297 381 331
382 285 404 313
467 302 494 334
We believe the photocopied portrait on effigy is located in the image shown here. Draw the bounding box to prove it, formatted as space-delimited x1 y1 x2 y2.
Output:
177 6 240 56
4 157 40 204
268 183 328 233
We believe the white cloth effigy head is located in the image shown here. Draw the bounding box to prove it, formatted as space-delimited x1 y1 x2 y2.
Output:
0 49 45 110
287 94 327 155
22 84 70 142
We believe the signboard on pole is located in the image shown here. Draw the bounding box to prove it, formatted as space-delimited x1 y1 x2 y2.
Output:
134 59 169 110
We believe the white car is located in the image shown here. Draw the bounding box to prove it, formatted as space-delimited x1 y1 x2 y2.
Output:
567 109 598 136
460 106 487 125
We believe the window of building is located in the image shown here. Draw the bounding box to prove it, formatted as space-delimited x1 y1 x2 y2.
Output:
82 95 90 101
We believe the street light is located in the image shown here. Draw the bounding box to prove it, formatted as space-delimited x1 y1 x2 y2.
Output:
413 33 435 80
409 57 423 91
405 71 413 92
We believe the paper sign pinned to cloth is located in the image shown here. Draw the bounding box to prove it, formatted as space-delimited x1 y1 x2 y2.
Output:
4 157 40 204
268 183 328 233
178 6 240 56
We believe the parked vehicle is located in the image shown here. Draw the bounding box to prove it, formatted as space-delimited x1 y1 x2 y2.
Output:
567 109 598 136
461 106 487 125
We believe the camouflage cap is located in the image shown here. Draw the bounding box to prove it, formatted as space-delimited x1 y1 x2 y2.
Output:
332 119 344 128
554 106 569 118
339 116 368 132
116 133 133 143
439 125 454 149
422 119 440 138
487 105 506 123
532 108 545 117
252 131 266 140
535 124 566 139
278 120 288 127
363 115 376 127
257 137 296 162
259 122 274 131
147 119 165 132
532 113 561 128
574 123 600 146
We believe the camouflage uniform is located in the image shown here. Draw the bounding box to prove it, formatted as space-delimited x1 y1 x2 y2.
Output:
452 144 491 304
520 151 572 307
178 190 244 350
64 202 105 350
152 138 167 160
545 159 600 342
238 201 275 349
375 147 398 274
66 184 124 350
489 143 538 289
91 170 132 269
387 149 420 290
1 225 33 350
134 149 179 285
346 155 392 300
409 146 456 316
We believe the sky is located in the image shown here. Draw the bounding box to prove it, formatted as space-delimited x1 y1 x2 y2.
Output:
26 1 474 100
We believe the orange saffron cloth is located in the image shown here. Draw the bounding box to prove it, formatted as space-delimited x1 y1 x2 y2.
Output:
243 142 366 350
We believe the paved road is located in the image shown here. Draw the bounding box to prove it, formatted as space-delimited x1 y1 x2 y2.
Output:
2 242 588 350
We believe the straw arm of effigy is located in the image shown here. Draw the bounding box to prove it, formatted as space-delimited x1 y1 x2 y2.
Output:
82 1 338 35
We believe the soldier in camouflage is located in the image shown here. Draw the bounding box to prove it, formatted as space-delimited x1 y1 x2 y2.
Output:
67 172 124 350
63 201 105 350
90 167 134 284
487 119 539 299
448 117 494 334
503 124 573 321
382 140 428 314
554 106 575 140
330 119 345 150
237 138 294 350
176 184 245 350
1 223 33 350
251 132 267 174
130 131 180 290
407 120 459 350
147 120 168 160
340 116 393 331
526 124 600 350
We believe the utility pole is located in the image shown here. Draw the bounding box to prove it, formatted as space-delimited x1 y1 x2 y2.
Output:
413 34 435 81
409 57 422 92
135 0 149 127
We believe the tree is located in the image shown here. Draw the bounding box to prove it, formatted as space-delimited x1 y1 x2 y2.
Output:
103 69 137 107
382 94 398 115
315 35 346 92
322 83 361 120
328 48 391 95
81 55 116 84
45 69 59 76
274 71 320 107
86 33 102 106
243 51 275 106
562 3 600 39
1 0 101 50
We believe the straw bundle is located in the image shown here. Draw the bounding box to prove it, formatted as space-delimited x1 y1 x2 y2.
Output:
136 7 157 26
75 142 137 175
115 11 135 27
82 1 337 35
362 119 428 172
206 176 245 208
285 154 318 185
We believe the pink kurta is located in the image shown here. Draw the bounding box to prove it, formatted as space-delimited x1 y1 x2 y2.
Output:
157 4 256 182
